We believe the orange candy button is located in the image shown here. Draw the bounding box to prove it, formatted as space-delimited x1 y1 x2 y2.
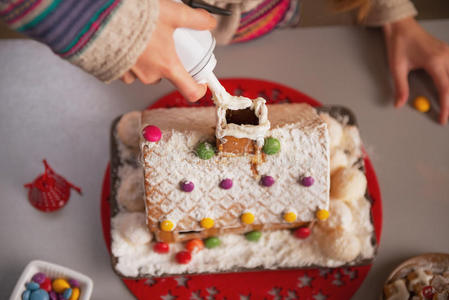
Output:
186 239 204 253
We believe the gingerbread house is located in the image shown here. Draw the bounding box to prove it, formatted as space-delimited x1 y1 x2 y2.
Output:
140 100 330 243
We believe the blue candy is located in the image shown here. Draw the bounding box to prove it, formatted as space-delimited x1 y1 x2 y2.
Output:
30 289 49 300
22 290 31 300
62 288 72 299
26 282 40 291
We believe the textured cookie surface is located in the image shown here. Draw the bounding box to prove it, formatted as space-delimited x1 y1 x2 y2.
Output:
141 104 330 235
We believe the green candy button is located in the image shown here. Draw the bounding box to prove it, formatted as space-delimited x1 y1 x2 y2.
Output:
263 137 280 155
245 231 262 242
195 142 215 160
204 237 221 249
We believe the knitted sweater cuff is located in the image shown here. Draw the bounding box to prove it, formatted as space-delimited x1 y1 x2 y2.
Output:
69 0 159 83
363 0 417 27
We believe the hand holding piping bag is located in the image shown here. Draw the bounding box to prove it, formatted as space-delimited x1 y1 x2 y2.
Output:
120 0 216 102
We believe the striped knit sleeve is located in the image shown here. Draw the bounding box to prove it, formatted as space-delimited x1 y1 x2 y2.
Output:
0 0 159 82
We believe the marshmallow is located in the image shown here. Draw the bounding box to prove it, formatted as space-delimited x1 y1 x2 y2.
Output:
330 149 349 174
331 167 367 204
117 111 141 149
321 113 343 149
320 200 354 232
319 229 361 262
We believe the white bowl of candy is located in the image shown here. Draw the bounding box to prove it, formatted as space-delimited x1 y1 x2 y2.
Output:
9 260 93 300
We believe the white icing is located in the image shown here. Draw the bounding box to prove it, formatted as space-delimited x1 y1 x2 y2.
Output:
207 74 270 147
112 212 152 246
117 165 145 212
111 188 374 277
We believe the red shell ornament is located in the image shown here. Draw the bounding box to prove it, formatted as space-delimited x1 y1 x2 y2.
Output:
24 160 82 212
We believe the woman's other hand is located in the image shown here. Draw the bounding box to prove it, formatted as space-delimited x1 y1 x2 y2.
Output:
121 0 216 102
383 17 449 124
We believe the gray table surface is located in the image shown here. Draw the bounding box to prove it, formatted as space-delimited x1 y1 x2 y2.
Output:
1 19 448 300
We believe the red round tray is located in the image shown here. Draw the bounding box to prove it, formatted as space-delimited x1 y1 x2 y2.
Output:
101 78 382 300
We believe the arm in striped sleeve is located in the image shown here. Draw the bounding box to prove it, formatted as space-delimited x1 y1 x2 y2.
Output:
0 0 160 82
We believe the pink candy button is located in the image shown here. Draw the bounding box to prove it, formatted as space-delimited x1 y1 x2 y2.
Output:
143 125 161 142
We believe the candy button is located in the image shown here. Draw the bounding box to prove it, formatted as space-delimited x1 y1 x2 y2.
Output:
241 212 255 225
26 282 40 291
186 239 204 253
283 211 297 223
52 278 70 293
142 125 161 142
204 237 221 249
422 286 434 299
219 178 233 189
263 137 280 155
294 227 311 239
22 290 31 300
31 273 46 285
413 96 431 113
30 289 49 300
48 292 58 300
63 288 72 299
153 241 170 254
245 231 262 242
200 217 214 229
175 251 192 264
260 175 275 187
316 209 330 221
69 287 80 300
195 142 215 160
180 181 194 192
67 279 80 288
301 176 314 187
160 220 175 232
40 277 51 292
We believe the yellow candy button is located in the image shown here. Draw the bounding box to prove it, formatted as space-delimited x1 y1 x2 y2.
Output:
241 212 255 225
413 96 430 113
52 278 70 293
70 287 80 300
316 209 330 221
283 211 297 223
160 220 175 232
200 217 214 229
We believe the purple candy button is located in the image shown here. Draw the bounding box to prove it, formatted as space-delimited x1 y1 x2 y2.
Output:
180 181 194 192
31 272 46 284
301 176 314 187
219 178 233 189
261 175 275 187
68 278 80 288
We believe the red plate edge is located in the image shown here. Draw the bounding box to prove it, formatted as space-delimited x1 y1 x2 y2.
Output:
101 78 382 300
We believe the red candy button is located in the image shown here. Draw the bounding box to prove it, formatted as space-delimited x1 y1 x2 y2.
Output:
40 277 52 292
153 242 170 254
294 227 311 239
175 251 192 264
422 286 434 299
